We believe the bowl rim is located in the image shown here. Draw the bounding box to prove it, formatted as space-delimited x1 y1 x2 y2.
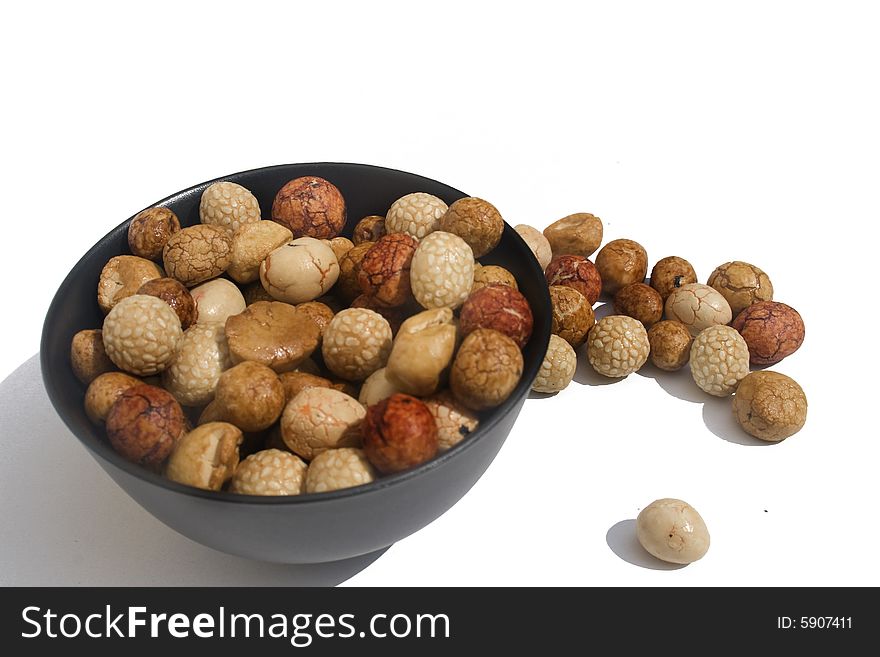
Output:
40 161 550 506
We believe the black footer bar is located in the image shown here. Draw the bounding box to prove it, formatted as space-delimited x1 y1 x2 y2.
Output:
1 586 867 654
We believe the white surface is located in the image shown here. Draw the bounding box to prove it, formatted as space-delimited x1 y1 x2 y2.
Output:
1 1 878 586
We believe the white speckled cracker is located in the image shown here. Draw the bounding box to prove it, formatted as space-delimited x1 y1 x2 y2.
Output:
587 315 649 378
321 308 392 381
690 325 749 397
162 323 231 406
199 181 261 234
410 231 475 310
229 449 307 496
305 448 376 493
532 334 577 393
102 294 182 376
385 192 447 238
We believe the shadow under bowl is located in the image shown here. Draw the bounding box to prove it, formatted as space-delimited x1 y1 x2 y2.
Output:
40 162 551 564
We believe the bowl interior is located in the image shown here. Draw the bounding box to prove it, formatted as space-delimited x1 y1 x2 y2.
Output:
40 162 551 503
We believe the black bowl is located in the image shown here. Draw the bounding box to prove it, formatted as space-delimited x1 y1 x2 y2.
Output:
40 163 551 564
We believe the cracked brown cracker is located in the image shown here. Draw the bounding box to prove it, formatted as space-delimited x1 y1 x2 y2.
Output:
707 260 773 317
137 277 198 330
357 233 418 307
731 300 804 366
271 176 346 239
162 224 232 286
97 255 165 313
353 215 387 245
545 254 602 305
733 371 807 441
128 207 180 261
650 256 697 301
595 238 648 296
439 197 504 258
362 394 437 474
549 285 594 347
471 263 518 293
647 320 692 371
336 241 375 302
459 284 533 348
450 328 523 410
106 384 185 467
613 282 663 327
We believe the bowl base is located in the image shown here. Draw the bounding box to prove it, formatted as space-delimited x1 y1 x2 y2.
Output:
246 545 392 585
273 544 392 567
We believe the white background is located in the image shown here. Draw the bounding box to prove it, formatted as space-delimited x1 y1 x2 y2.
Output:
1 1 878 586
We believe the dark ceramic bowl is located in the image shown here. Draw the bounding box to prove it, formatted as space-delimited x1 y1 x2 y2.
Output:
40 163 551 564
